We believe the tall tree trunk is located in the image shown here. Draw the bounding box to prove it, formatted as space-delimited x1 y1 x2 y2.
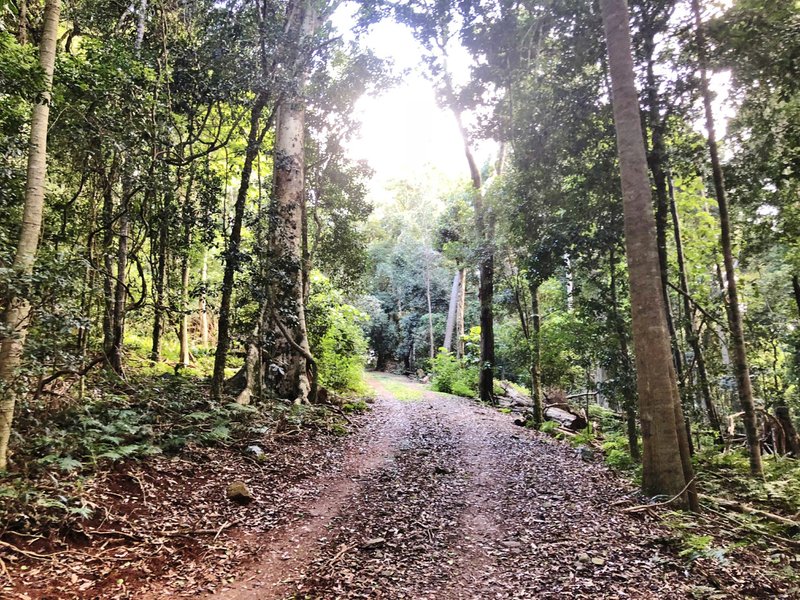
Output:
792 274 800 320
0 0 60 471
179 170 196 367
16 0 28 44
211 93 267 399
642 28 687 406
691 0 762 476
668 174 723 439
425 261 435 359
150 204 167 362
109 197 130 375
101 164 116 356
447 87 494 402
200 249 209 347
609 246 641 463
265 0 317 403
456 267 466 358
443 271 460 352
600 0 696 508
529 282 543 426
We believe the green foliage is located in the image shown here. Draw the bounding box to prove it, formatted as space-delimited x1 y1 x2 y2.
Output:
307 272 368 393
539 420 558 435
430 349 478 398
601 434 637 471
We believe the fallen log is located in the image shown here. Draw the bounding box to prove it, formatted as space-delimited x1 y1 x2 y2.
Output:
699 494 800 529
498 381 532 407
544 406 587 431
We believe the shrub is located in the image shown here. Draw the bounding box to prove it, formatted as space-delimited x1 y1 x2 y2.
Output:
306 272 369 393
430 349 478 397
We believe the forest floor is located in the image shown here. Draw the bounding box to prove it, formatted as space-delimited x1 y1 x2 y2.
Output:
3 373 799 599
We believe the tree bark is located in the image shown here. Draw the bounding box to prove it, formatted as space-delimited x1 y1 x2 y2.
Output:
150 204 167 362
600 0 696 508
691 0 762 476
265 0 317 403
456 267 466 358
530 282 543 426
200 249 209 347
425 259 435 359
109 196 130 375
211 93 267 399
443 271 459 352
0 0 61 471
609 246 641 463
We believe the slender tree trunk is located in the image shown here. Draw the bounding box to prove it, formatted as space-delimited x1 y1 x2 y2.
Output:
200 249 209 347
600 0 696 507
17 0 28 44
102 199 116 354
211 93 267 399
0 0 60 470
449 98 494 403
425 262 434 359
530 282 543 426
609 247 641 463
109 198 130 375
443 271 459 352
641 25 690 445
456 267 466 358
792 274 800 320
668 174 723 439
179 170 196 367
179 255 191 366
265 0 317 403
691 0 762 476
150 205 167 362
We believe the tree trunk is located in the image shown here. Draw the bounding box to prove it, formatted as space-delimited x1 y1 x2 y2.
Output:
425 261 435 359
668 174 723 439
265 0 317 403
200 249 209 347
101 157 117 355
211 93 267 399
443 271 459 352
775 405 800 457
609 246 640 463
691 0 762 476
109 197 130 375
448 90 494 403
179 170 196 367
642 31 687 411
456 267 466 358
0 0 60 471
600 0 696 508
792 274 800 320
17 0 28 44
150 206 167 362
530 282 543 426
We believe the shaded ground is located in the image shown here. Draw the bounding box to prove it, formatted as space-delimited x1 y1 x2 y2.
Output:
3 373 798 598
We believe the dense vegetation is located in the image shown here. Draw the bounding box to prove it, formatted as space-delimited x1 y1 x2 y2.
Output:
1 0 799 563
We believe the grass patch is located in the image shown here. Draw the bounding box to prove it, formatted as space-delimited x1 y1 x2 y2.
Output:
369 373 426 401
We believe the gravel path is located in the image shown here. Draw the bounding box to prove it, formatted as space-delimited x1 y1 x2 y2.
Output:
215 373 791 600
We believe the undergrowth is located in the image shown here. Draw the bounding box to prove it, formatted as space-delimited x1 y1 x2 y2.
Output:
1 369 363 534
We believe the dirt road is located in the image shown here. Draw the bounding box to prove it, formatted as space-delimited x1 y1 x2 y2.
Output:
214 373 787 600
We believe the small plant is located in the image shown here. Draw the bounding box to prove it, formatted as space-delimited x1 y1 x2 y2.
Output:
430 349 477 397
539 420 558 435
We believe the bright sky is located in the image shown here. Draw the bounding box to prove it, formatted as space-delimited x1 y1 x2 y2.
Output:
330 3 735 206
330 8 496 207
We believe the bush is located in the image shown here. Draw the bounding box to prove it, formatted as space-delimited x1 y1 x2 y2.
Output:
430 349 478 397
306 272 369 393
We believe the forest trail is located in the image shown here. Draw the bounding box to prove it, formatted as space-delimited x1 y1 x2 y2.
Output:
212 373 768 599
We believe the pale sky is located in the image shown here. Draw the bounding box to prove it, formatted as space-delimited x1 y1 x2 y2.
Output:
330 3 734 206
330 7 497 207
